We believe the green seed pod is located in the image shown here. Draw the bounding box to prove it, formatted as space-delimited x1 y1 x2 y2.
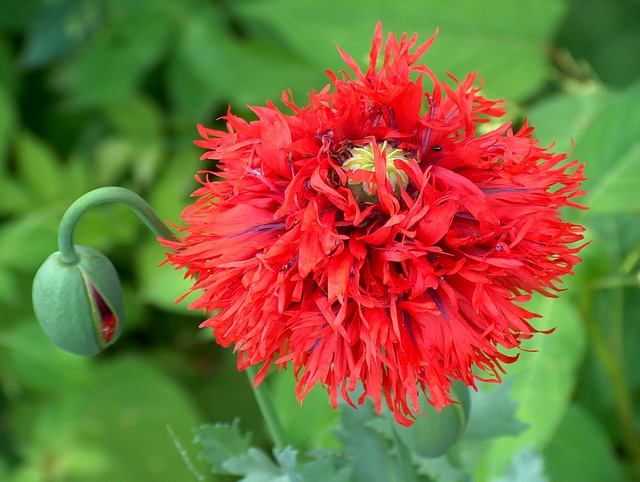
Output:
393 381 471 459
343 141 411 202
32 245 124 356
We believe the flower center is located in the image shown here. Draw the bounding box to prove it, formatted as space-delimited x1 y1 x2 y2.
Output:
342 141 411 201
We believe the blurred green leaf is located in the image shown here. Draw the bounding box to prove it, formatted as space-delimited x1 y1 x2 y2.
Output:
0 204 59 272
493 448 548 482
166 11 231 122
50 0 181 107
145 145 198 222
9 355 206 482
21 0 103 69
1 321 92 394
297 455 351 482
334 403 394 482
137 238 201 315
167 9 320 121
415 455 470 482
0 84 14 169
194 419 252 473
193 421 317 481
557 0 640 88
544 404 625 482
464 380 527 441
529 82 640 217
234 0 566 103
15 131 67 205
415 379 527 481
0 0 38 32
222 447 300 482
103 96 163 141
273 446 299 476
33 357 199 482
575 83 640 216
9 400 111 481
0 268 19 306
94 97 165 185
527 86 607 155
0 176 31 216
573 213 640 450
271 370 339 449
476 294 586 478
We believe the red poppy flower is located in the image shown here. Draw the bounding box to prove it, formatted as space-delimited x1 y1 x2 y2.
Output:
164 23 586 425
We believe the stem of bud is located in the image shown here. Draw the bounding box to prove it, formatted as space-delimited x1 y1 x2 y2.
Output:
57 187 175 265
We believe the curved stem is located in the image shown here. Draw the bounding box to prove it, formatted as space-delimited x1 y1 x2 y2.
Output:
58 187 175 265
245 365 288 450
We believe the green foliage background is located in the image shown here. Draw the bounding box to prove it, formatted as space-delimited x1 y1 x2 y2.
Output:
1 0 639 480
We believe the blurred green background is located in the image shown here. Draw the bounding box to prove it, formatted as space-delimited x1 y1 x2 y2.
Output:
1 0 640 480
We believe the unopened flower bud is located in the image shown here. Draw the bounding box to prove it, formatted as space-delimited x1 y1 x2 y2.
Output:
392 381 471 458
32 245 124 356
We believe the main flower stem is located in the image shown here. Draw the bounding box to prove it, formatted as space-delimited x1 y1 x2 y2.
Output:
58 186 175 265
245 365 288 450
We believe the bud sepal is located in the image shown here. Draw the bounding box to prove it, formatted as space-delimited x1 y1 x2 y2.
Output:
32 245 124 356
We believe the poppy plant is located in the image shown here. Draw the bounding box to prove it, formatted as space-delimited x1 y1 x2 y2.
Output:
164 23 586 425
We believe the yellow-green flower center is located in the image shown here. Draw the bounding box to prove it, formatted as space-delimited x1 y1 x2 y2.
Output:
342 141 411 200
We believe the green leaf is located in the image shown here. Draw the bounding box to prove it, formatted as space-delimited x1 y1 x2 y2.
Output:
273 447 301 479
415 381 526 481
463 380 527 441
543 404 625 482
556 0 640 88
0 0 38 32
334 402 394 482
271 369 339 449
233 0 566 103
527 87 608 155
14 131 67 204
572 213 640 444
0 176 32 216
167 9 321 121
223 447 297 482
493 448 548 482
94 97 164 185
0 83 14 170
9 355 206 482
103 96 163 141
165 11 231 122
475 294 587 478
1 321 92 394
297 454 351 482
575 83 640 216
136 238 201 315
193 419 252 473
0 203 59 271
0 268 18 306
528 82 640 217
193 420 345 481
80 356 206 481
21 0 102 68
415 455 471 482
51 0 179 107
